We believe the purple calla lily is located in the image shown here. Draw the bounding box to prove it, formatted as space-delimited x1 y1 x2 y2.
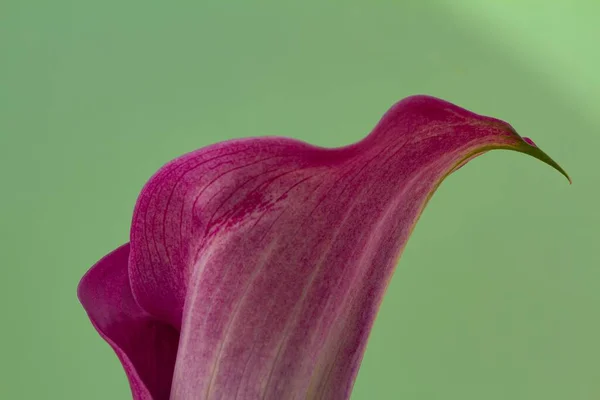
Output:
78 95 569 400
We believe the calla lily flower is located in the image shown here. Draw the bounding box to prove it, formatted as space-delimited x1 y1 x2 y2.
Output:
78 95 569 400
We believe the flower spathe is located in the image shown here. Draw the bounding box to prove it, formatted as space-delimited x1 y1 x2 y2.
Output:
78 95 569 400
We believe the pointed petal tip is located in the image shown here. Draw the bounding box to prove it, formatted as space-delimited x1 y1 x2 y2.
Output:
377 95 572 186
518 136 571 184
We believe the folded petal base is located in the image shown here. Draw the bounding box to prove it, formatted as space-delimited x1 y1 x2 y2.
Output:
78 95 569 400
78 244 180 399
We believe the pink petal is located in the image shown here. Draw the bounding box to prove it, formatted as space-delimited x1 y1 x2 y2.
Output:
78 244 179 399
80 95 569 399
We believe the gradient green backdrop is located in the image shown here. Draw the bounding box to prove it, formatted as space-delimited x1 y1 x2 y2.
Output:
2 1 598 399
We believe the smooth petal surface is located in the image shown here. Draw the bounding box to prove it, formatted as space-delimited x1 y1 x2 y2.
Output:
78 244 180 399
79 95 569 400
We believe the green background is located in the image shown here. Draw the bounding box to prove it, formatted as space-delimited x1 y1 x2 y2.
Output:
1 1 598 399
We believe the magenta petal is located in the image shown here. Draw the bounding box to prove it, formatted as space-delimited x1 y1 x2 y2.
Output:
80 95 569 399
77 244 179 400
